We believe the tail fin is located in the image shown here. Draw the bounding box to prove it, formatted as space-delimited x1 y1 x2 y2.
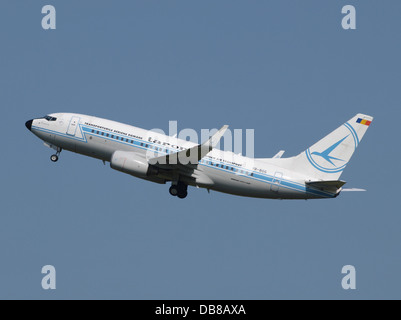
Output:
284 114 373 180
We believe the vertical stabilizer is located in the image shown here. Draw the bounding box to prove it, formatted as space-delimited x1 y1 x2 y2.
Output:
278 114 373 180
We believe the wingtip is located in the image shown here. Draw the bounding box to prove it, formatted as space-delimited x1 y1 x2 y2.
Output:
217 125 229 133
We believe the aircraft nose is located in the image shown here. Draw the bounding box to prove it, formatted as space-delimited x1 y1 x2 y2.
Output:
25 119 33 131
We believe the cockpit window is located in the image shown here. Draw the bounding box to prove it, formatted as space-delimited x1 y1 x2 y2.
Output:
44 116 57 121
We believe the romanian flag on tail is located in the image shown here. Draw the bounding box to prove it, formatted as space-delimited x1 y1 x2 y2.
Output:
356 118 372 126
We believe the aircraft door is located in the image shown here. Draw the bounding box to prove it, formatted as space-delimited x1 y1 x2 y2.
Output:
270 172 283 192
66 116 80 136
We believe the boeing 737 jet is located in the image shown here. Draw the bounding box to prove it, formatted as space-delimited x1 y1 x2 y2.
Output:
25 113 373 199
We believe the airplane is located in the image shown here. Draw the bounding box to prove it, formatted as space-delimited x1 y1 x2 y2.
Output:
25 113 373 199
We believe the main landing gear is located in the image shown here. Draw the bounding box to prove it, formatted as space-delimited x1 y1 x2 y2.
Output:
50 148 62 163
169 182 188 199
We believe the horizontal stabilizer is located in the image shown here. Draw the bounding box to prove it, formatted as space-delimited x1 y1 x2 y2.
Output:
341 188 366 192
306 180 346 192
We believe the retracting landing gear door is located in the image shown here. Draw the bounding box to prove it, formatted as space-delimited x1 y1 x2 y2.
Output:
66 117 80 136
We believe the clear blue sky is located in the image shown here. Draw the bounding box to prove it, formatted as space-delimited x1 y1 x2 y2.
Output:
1 1 400 299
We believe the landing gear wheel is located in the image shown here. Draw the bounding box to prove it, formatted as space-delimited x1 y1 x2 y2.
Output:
169 186 178 197
169 182 188 199
177 191 188 199
177 183 188 199
50 148 62 163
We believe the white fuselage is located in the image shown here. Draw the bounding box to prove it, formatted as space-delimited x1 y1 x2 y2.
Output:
26 113 337 199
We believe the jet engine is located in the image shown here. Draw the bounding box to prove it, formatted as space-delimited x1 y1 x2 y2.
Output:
110 151 159 178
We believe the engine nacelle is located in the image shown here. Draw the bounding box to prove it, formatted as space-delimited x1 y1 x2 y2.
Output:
110 151 158 178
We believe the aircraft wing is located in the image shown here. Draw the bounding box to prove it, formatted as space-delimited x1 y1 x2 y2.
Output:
148 125 229 170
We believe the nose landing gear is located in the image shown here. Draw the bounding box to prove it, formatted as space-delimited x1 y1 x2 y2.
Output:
50 148 62 163
169 182 188 199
